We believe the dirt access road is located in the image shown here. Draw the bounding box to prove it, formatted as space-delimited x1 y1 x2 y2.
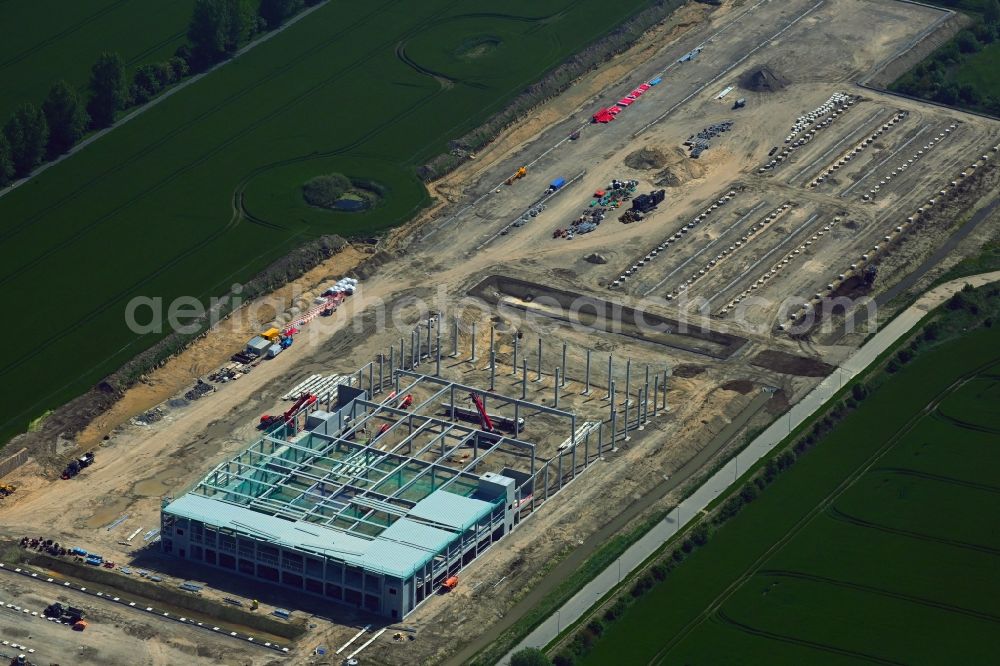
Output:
2 0 995 664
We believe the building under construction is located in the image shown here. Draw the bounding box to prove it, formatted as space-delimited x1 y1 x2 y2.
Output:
160 365 601 620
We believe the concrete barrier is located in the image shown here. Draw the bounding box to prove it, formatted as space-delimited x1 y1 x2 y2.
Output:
0 448 29 480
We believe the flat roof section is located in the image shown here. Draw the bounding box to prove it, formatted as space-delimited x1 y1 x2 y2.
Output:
164 492 474 578
407 490 495 532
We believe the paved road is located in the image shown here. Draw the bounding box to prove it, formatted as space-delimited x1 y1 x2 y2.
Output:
0 0 331 201
499 270 1000 664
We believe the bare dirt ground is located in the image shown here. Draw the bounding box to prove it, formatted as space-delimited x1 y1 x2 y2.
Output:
0 572 272 666
2 1 997 665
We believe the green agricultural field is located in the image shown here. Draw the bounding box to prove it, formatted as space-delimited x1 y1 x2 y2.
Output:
580 324 1000 665
0 0 657 446
0 0 196 121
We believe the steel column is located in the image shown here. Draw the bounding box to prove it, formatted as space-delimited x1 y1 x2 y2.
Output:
561 343 567 387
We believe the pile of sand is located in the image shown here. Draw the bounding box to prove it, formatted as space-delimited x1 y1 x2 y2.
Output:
624 146 669 170
651 147 706 187
739 66 789 92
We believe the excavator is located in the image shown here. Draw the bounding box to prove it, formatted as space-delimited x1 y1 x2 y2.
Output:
505 166 527 186
0 483 15 498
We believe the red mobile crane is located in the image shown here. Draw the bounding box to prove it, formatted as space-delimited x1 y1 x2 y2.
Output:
468 392 494 432
259 393 317 430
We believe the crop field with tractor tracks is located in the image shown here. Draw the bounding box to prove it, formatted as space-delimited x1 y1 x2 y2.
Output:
0 0 657 446
580 324 1000 665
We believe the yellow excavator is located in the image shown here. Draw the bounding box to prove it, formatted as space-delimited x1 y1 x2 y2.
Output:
0 484 15 498
505 166 527 186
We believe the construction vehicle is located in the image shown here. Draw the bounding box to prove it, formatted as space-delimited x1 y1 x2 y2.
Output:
61 452 95 479
0 483 15 498
733 97 746 109
864 264 878 286
72 619 89 631
251 599 259 611
441 400 525 433
441 576 459 592
469 392 494 432
259 393 316 430
397 394 414 410
365 423 391 445
505 166 527 186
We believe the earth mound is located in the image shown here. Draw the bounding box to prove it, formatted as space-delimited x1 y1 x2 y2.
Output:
739 66 789 92
624 147 669 170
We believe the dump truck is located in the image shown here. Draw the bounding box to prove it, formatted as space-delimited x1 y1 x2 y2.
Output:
61 452 95 479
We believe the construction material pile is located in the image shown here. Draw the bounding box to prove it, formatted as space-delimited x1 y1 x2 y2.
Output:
132 407 164 426
184 379 215 401
552 179 637 239
684 121 733 158
739 66 788 92
759 93 856 172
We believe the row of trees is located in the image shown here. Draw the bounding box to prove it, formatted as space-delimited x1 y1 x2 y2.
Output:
185 0 314 69
0 52 127 186
890 0 1000 115
1 0 319 187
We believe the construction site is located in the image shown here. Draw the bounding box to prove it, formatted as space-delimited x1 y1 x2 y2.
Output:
2 0 999 664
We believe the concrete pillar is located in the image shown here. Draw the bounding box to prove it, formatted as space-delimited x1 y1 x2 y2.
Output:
554 368 560 408
490 351 496 391
557 452 563 491
561 343 567 387
663 368 669 411
608 379 615 420
389 347 395 386
610 380 618 450
512 335 519 376
606 354 613 400
536 338 543 382
653 375 659 417
471 322 477 363
584 349 591 395
521 359 528 399
642 365 650 428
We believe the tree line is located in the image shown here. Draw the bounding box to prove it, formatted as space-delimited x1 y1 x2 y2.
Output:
0 0 319 187
890 0 1000 115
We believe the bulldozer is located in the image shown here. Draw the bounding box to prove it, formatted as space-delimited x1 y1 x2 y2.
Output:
505 166 527 186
